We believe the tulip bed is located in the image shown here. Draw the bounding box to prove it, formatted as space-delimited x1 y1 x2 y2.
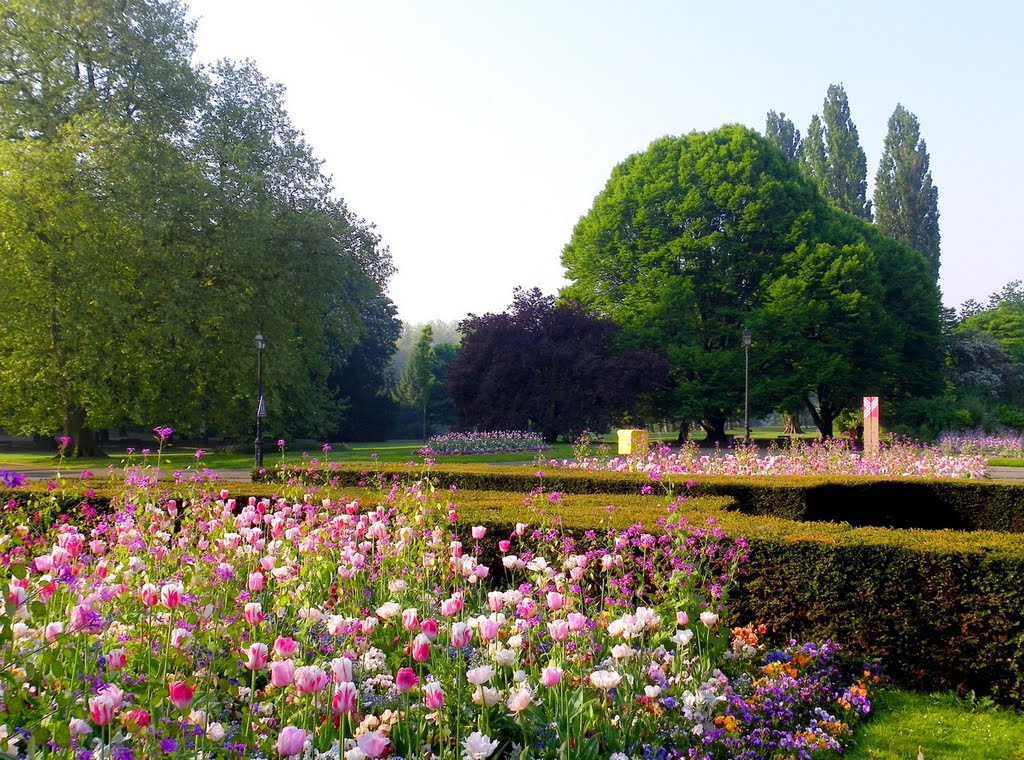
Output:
556 437 988 479
0 470 877 759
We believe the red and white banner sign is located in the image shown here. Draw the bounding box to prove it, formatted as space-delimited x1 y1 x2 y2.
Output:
863 396 879 454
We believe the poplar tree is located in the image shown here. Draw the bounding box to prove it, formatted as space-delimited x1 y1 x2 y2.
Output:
765 111 801 160
800 85 871 219
873 104 941 281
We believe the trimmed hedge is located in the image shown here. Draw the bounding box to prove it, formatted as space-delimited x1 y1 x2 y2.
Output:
254 463 1024 532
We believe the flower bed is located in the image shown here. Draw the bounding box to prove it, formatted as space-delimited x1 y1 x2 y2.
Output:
939 428 1024 458
0 474 876 758
555 437 987 479
422 431 549 456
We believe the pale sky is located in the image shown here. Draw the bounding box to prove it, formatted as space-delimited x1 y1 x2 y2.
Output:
186 1 1023 324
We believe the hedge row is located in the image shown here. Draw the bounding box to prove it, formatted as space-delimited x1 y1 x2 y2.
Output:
438 488 1024 705
253 463 1024 533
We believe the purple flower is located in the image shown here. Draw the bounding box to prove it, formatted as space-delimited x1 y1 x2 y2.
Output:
322 443 332 453
194 449 205 460
153 426 174 442
0 470 27 489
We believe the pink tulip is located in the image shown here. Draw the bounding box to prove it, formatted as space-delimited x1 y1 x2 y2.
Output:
106 648 126 670
51 546 71 566
699 611 719 628
69 717 92 735
420 617 439 641
545 591 564 611
244 602 265 626
356 730 390 758
541 665 563 687
160 582 182 609
34 554 53 573
274 636 298 658
88 694 115 725
330 656 353 683
676 611 690 626
248 571 265 592
270 659 295 688
333 681 357 715
401 607 419 631
293 665 329 694
168 681 194 710
242 643 269 671
567 612 588 632
276 726 307 757
411 633 431 662
451 622 472 648
471 525 487 540
424 681 444 710
44 622 64 642
395 667 419 693
140 583 159 608
478 618 500 642
487 591 504 612
498 539 511 552
547 619 569 641
97 684 124 709
124 708 151 728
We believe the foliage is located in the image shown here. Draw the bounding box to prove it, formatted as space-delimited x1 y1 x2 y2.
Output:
327 295 403 442
801 84 871 219
396 326 436 441
873 104 941 280
448 288 664 442
0 1 393 452
764 111 800 160
561 126 820 444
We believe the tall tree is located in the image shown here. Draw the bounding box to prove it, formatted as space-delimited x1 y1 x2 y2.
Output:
801 85 870 219
753 242 895 437
397 326 436 441
0 2 395 451
562 127 821 444
448 288 662 442
765 111 801 160
874 105 942 281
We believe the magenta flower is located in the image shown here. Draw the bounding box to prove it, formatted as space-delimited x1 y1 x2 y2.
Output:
424 681 445 710
396 667 419 693
333 681 357 715
356 730 390 758
168 680 194 710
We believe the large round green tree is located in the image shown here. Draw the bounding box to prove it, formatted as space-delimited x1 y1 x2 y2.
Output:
561 126 821 443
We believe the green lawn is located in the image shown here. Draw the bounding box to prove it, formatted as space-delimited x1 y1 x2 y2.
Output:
991 457 1024 467
846 689 1024 759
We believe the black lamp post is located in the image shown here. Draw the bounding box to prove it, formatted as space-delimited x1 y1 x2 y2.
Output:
742 328 752 444
255 333 267 469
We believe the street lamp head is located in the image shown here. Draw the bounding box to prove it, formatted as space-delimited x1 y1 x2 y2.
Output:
742 328 752 348
255 333 267 351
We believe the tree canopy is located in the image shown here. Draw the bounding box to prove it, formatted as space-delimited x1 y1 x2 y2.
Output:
0 0 394 452
874 105 941 281
562 125 943 439
800 85 870 219
447 288 663 442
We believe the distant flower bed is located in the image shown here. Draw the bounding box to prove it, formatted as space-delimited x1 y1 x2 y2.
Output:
0 470 877 758
423 431 548 455
554 436 987 479
939 428 1024 459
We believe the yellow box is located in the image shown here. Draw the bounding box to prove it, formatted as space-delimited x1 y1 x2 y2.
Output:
616 429 649 455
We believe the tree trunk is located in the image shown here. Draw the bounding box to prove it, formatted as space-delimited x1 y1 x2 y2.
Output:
62 407 105 457
700 417 729 447
781 412 803 435
802 397 835 439
676 422 689 444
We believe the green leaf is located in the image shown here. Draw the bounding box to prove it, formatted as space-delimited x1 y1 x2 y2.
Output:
8 563 27 580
